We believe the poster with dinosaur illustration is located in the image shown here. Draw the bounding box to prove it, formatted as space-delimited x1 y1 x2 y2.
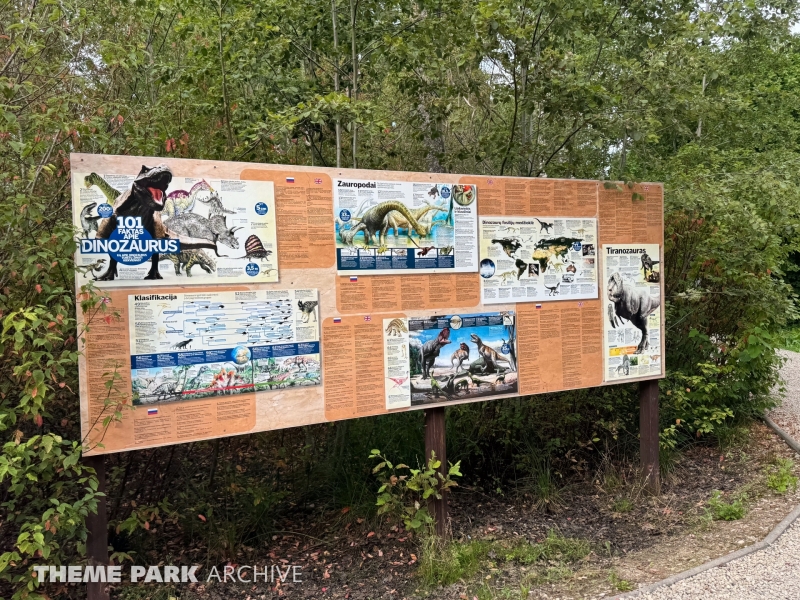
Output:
478 216 598 304
72 168 278 286
381 311 517 408
601 244 662 380
333 179 479 275
128 289 320 405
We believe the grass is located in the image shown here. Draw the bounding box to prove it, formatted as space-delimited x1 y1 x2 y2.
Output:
608 571 635 592
418 530 590 587
612 497 634 513
706 490 747 521
765 458 799 494
516 458 566 512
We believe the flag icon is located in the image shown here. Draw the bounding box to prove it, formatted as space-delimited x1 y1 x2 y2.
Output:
314 178 322 185
578 302 584 308
147 408 158 415
286 177 295 183
487 179 494 185
535 304 542 309
364 315 371 322
333 318 342 324
350 276 358 282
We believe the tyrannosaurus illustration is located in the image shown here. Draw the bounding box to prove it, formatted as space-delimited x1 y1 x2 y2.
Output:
607 272 660 353
94 164 173 280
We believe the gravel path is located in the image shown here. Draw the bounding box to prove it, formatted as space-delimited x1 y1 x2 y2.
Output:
635 520 800 599
631 350 800 599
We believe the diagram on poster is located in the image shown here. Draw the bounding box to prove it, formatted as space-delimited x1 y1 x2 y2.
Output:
382 312 517 408
479 217 598 304
129 289 320 404
602 244 662 380
73 166 278 286
333 179 479 275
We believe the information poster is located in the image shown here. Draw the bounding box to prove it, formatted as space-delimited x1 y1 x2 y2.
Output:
129 289 320 404
601 244 662 380
381 312 517 408
478 216 598 304
333 179 479 275
73 167 278 286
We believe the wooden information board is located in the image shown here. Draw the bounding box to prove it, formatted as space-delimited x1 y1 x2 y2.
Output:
72 154 664 455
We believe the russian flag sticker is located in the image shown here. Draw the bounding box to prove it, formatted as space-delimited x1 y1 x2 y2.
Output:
333 318 342 324
147 408 158 415
350 276 358 282
286 177 295 183
535 304 542 309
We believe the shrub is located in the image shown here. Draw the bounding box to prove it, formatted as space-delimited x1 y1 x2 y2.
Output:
765 459 799 494
706 490 747 521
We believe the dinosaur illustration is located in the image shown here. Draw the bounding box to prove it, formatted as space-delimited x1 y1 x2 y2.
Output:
417 246 436 257
166 250 216 277
498 271 517 284
165 213 242 254
641 251 660 279
162 180 214 218
243 234 272 261
545 282 560 296
172 339 193 349
495 371 506 384
382 202 445 242
298 300 318 323
439 246 453 255
420 328 451 378
616 354 630 376
79 203 102 237
92 164 173 280
550 258 565 273
385 318 408 337
470 333 513 373
82 258 107 279
337 201 430 246
450 342 470 373
492 238 522 258
428 186 439 198
501 226 520 234
607 272 660 353
197 190 235 217
84 173 121 202
515 258 528 280
536 218 553 233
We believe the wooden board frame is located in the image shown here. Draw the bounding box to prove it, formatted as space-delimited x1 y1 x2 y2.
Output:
72 153 664 455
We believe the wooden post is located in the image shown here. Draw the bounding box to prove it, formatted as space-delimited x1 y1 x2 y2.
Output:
639 379 660 495
83 454 110 600
424 406 448 538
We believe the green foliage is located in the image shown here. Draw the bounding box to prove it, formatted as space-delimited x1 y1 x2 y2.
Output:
3 0 800 594
608 571 635 592
765 459 799 495
419 531 589 588
706 490 747 521
371 449 461 532
612 497 634 513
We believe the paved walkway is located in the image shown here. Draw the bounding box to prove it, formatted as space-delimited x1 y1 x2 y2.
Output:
633 349 800 599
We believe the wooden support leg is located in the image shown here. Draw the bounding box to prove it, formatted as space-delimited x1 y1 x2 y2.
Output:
639 379 660 495
424 406 448 538
84 454 110 600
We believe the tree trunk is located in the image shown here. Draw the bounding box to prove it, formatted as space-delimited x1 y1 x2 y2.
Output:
332 0 342 167
350 0 358 168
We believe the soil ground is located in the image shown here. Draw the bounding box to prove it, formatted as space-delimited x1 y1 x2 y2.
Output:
114 421 800 600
